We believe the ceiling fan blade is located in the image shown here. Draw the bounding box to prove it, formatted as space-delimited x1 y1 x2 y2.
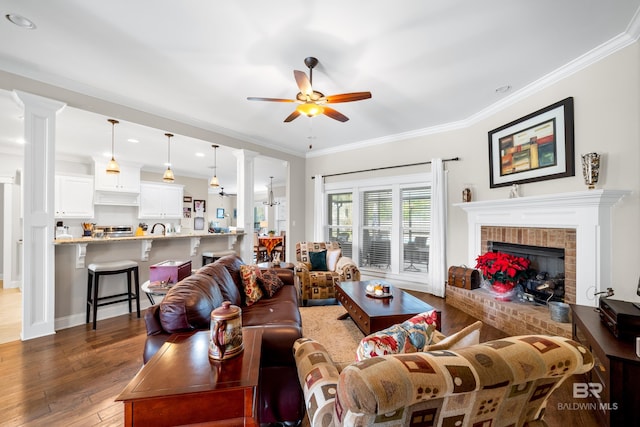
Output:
322 107 349 122
247 97 296 102
284 110 301 122
294 70 313 96
325 92 372 103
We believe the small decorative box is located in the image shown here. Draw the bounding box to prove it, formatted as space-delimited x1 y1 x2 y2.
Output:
149 260 192 284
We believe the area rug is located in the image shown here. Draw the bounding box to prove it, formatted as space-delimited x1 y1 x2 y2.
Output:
299 305 364 368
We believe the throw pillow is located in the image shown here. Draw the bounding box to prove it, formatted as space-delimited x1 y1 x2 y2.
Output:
158 302 193 333
423 320 482 351
260 269 285 298
309 250 328 271
239 264 264 306
355 310 439 361
326 248 342 272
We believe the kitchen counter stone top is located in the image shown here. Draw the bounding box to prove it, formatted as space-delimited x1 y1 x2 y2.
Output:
54 232 244 268
54 232 243 245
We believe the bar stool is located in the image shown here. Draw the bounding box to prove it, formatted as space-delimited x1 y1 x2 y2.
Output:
202 250 236 266
86 260 140 330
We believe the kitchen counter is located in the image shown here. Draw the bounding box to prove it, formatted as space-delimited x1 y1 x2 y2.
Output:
54 232 242 245
54 232 245 268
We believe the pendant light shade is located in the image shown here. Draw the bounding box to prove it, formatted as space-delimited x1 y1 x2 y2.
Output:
106 119 120 174
263 176 280 207
209 144 220 187
163 133 175 182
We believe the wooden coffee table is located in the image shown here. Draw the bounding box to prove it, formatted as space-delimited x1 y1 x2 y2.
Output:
335 281 441 335
116 328 263 427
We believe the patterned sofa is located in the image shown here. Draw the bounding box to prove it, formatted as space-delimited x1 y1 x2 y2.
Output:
295 241 360 305
294 333 594 426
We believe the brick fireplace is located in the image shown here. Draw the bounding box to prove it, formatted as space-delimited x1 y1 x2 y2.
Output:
450 190 628 337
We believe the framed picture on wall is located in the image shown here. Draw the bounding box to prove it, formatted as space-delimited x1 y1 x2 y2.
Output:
488 97 574 188
194 217 205 230
194 199 206 217
216 208 225 219
183 196 192 203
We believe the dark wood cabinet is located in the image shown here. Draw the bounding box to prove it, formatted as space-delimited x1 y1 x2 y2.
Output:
570 304 640 427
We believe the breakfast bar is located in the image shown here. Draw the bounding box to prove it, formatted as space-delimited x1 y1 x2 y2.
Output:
53 232 244 330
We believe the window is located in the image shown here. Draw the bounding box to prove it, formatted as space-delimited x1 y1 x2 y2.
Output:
402 187 430 272
324 173 434 279
361 189 392 268
327 192 353 257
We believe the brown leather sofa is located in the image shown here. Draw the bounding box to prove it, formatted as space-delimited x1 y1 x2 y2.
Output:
143 254 303 425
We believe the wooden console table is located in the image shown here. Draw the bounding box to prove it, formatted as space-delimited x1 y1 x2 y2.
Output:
116 328 262 427
570 304 640 427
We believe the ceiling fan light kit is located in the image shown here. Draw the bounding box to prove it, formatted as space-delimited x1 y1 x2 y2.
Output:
106 118 121 174
248 56 371 123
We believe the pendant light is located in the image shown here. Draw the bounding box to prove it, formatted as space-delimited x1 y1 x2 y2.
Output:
105 119 120 174
263 176 280 207
162 133 175 182
209 144 220 187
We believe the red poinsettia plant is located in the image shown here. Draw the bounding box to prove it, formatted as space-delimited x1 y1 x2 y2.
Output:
475 251 532 293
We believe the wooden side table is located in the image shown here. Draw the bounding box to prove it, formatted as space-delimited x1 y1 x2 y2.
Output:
570 304 640 427
116 328 263 427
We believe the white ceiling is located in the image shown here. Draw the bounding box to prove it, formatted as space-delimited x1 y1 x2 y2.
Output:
0 1 639 193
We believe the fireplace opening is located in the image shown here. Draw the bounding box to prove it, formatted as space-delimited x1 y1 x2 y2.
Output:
488 241 565 305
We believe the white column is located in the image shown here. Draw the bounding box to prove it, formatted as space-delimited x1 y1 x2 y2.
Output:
13 91 66 340
234 149 258 262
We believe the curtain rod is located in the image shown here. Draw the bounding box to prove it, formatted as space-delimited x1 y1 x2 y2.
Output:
311 157 460 180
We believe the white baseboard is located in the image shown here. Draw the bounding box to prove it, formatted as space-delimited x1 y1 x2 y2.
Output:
54 299 153 331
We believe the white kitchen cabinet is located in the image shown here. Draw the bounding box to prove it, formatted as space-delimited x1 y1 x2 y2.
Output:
55 174 94 218
93 159 141 193
138 182 184 219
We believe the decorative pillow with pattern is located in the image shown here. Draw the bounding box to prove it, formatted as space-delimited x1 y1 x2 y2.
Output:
355 310 439 361
239 264 263 306
259 268 285 298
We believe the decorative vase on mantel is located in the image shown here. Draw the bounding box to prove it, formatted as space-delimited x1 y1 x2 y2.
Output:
581 152 600 189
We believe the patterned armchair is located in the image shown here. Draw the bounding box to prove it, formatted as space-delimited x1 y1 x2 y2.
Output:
294 333 594 426
295 241 360 305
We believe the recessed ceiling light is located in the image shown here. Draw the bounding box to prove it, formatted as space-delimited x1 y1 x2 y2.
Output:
495 85 512 94
195 152 205 157
127 138 139 143
5 14 36 29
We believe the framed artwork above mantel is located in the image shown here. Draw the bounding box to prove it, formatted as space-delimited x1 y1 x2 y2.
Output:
488 97 575 188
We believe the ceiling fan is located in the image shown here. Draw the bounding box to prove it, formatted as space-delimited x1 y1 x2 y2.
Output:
218 187 235 197
247 56 372 123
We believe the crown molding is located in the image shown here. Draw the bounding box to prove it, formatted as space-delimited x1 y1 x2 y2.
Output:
306 17 640 159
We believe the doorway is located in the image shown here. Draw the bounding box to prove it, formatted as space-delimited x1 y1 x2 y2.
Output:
1 177 21 344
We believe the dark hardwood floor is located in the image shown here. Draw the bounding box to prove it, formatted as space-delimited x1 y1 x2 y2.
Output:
0 292 599 426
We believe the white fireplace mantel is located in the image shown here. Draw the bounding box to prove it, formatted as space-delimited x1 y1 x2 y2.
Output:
455 189 630 306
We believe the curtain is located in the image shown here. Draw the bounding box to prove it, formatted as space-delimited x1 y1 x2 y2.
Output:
313 174 325 241
428 158 447 297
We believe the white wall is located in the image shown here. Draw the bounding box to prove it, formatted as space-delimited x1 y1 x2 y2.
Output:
306 42 640 302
